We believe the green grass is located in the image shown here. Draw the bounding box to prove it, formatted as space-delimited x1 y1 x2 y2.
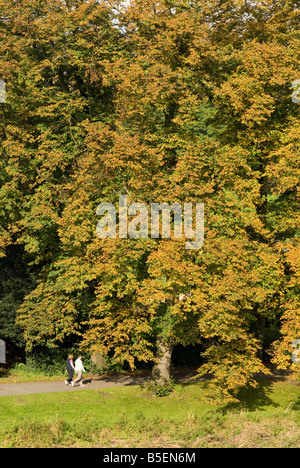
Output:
1 379 300 447
0 363 65 384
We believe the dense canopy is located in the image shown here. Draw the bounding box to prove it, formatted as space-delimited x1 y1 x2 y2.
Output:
0 0 299 402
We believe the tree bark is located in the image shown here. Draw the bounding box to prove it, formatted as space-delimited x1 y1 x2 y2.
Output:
91 352 108 370
152 337 173 384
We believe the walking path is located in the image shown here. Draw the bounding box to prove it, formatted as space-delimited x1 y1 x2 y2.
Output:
0 367 288 397
0 370 199 397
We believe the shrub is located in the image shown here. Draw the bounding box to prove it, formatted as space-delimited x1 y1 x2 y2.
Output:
141 377 175 397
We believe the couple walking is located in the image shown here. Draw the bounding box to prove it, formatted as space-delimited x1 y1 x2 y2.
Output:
65 354 86 387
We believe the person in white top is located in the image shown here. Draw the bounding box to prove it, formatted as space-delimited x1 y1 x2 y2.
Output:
72 355 86 387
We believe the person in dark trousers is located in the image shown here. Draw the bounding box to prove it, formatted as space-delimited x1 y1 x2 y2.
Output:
65 354 75 385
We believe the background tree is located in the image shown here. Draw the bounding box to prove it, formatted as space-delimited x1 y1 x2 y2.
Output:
0 0 121 349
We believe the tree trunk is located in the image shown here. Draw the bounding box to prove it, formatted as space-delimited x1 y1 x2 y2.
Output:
152 337 173 384
91 352 108 370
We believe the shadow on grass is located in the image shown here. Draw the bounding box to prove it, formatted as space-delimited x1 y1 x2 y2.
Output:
85 370 283 413
222 378 300 413
175 377 284 413
225 379 278 412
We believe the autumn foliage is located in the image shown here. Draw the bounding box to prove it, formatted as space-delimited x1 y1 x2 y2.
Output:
0 0 299 402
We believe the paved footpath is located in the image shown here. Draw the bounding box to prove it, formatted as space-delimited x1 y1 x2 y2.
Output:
0 371 198 397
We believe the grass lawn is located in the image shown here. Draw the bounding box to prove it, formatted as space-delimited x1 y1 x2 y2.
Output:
1 378 300 448
0 364 67 384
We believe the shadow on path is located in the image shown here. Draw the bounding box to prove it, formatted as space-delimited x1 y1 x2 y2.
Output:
0 369 203 397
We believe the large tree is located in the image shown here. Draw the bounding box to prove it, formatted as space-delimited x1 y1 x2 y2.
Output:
82 0 299 401
0 0 298 403
0 0 121 346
